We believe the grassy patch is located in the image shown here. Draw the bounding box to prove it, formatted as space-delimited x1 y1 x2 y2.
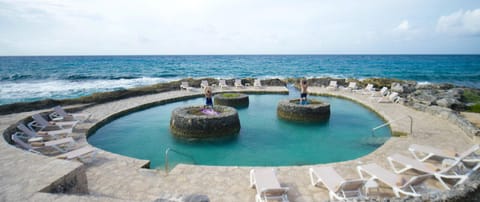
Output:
221 93 241 98
463 89 480 113
392 131 408 137
469 103 480 113
463 89 480 103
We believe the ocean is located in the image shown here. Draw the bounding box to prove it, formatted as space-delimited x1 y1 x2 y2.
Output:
0 55 479 105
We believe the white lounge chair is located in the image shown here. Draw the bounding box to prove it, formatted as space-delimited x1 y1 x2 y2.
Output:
387 153 480 189
357 163 431 197
409 144 480 164
250 168 289 202
309 166 366 200
377 92 400 103
342 82 357 92
254 79 262 88
235 79 244 88
49 106 91 122
11 133 75 154
326 81 338 91
355 83 376 94
56 146 97 163
17 123 72 140
219 79 229 89
30 114 78 131
200 80 209 89
371 87 389 97
180 81 192 91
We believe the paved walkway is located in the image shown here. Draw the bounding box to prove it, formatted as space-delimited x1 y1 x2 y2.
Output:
0 86 476 201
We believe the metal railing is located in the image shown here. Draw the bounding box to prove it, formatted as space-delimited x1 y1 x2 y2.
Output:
164 148 195 175
372 115 413 137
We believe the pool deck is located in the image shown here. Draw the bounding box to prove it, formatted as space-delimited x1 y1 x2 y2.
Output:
0 86 477 201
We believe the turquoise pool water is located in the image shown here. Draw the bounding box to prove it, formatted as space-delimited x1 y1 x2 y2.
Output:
88 94 390 169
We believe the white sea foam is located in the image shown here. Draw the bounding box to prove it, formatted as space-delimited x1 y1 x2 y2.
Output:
417 81 432 86
0 77 174 102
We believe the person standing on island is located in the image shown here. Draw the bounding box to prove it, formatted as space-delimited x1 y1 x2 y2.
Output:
204 86 213 108
300 79 308 104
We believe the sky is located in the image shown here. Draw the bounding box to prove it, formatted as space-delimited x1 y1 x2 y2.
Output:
0 0 479 55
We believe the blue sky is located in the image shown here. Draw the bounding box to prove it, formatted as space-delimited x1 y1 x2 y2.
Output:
0 0 479 55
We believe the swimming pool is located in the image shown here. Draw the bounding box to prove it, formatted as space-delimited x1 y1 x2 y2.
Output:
88 93 390 169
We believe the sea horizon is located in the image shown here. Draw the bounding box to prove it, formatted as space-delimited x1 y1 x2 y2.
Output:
2 53 480 57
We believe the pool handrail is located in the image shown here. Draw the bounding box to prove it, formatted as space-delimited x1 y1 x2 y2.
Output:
372 115 413 137
165 147 196 175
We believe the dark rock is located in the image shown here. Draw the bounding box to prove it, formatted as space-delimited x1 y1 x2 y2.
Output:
435 98 461 108
181 194 210 202
277 99 330 122
170 105 240 139
214 93 249 108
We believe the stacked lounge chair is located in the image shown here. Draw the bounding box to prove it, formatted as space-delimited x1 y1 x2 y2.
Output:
30 114 78 131
235 79 244 88
326 81 338 91
11 132 75 154
180 81 192 91
219 79 229 89
354 83 376 94
17 123 72 140
49 106 91 122
342 82 357 92
200 80 209 89
254 79 262 88
377 92 400 103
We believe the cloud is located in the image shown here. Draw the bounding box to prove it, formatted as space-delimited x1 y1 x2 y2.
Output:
436 9 480 36
394 20 410 32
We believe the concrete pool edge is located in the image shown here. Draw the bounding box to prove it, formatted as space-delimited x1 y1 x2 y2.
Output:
0 85 478 201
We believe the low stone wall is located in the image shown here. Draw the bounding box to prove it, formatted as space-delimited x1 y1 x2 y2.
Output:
40 164 89 194
411 103 480 139
170 105 241 139
214 93 249 108
277 99 330 122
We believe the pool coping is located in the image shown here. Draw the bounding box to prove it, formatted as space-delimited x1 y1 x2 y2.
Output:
0 85 477 201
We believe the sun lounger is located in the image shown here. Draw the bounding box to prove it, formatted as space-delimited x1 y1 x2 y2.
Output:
387 153 480 189
326 81 338 91
17 123 72 140
56 146 97 163
254 79 262 88
11 132 75 154
219 79 229 89
180 81 193 91
49 106 91 122
30 114 78 131
342 82 357 92
377 92 400 103
309 166 366 200
371 87 389 97
409 144 480 164
357 163 431 197
235 79 244 88
250 168 289 202
200 80 209 89
355 83 376 94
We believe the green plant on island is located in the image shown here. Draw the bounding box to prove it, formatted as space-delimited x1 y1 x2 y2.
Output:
221 93 241 98
463 89 480 113
289 99 323 105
